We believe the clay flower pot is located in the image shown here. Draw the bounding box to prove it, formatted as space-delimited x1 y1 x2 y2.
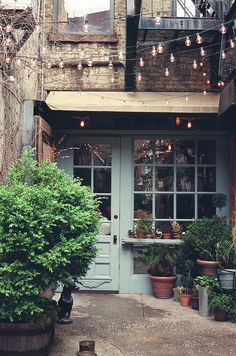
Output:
196 259 220 277
150 276 177 299
180 293 192 307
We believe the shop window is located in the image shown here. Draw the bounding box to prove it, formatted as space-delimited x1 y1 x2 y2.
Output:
56 0 113 34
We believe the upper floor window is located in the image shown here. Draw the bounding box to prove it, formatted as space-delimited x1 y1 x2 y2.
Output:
56 0 113 34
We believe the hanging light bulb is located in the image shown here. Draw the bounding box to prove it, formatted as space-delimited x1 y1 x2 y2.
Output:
83 19 89 33
196 33 203 44
170 53 175 63
185 36 192 47
200 47 205 56
155 12 161 25
157 43 164 53
199 61 204 67
185 95 189 102
58 60 64 69
101 97 104 103
229 39 235 48
87 58 93 67
219 23 227 34
167 143 172 151
118 50 124 60
9 75 15 82
192 60 198 69
46 62 52 69
80 119 85 128
137 72 142 81
207 80 210 84
77 61 83 70
217 81 224 88
165 99 169 105
5 23 12 33
165 67 169 77
175 117 181 126
108 60 113 70
139 57 144 67
203 90 207 95
203 72 207 77
221 50 226 59
151 45 157 56
123 100 127 106
187 120 192 128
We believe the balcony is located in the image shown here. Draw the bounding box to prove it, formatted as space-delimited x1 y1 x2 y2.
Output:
0 0 38 17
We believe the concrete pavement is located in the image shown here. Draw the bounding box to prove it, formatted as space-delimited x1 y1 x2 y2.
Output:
49 293 236 356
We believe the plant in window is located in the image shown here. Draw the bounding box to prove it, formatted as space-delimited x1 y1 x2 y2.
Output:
136 213 153 238
170 219 182 239
211 193 227 211
161 222 172 239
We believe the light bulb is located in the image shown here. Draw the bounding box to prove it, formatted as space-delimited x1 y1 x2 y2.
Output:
166 99 169 105
151 46 157 56
80 49 85 58
165 67 169 77
200 47 205 56
118 50 124 60
123 100 127 106
157 43 164 53
203 90 207 95
9 75 15 82
155 13 161 25
187 121 192 128
137 72 142 81
101 97 104 103
4 37 11 46
87 58 93 67
80 120 85 127
229 39 235 48
219 23 227 34
185 36 191 46
192 60 198 69
175 117 181 126
83 19 89 33
111 75 115 83
207 80 210 84
203 72 207 77
167 143 172 151
185 96 188 102
196 33 203 44
46 62 52 69
199 61 204 67
170 53 175 63
139 57 144 67
77 61 83 70
108 60 113 70
5 24 12 33
58 60 64 69
221 50 226 59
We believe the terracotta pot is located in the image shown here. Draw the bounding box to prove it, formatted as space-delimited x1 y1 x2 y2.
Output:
190 296 199 310
136 230 145 239
196 259 220 277
213 309 228 322
162 233 172 240
146 234 154 239
181 293 192 307
173 233 181 240
150 275 177 299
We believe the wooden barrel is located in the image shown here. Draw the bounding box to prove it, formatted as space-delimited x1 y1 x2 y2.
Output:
0 321 54 356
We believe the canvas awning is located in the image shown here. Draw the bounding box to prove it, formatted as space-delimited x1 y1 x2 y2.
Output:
46 91 220 113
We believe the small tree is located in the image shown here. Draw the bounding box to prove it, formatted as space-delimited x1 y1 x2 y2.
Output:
0 148 100 323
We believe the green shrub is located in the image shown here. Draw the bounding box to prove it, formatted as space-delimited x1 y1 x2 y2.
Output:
0 148 100 323
209 292 234 313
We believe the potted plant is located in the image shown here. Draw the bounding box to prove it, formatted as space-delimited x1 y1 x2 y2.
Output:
181 217 231 277
209 292 234 321
211 193 227 212
135 213 153 238
170 219 182 239
194 276 219 317
217 239 236 291
180 260 194 307
161 222 172 239
0 149 100 355
135 244 177 298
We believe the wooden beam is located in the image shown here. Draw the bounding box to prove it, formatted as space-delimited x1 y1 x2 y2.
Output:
48 34 118 43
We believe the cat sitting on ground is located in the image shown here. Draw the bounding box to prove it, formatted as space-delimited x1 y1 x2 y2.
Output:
57 285 74 323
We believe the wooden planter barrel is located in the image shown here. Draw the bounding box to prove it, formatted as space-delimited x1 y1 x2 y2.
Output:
0 321 54 356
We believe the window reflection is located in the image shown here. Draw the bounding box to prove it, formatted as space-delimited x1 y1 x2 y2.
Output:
198 194 216 218
176 140 195 164
155 139 174 164
134 166 152 191
134 194 152 218
74 144 92 165
177 194 194 219
156 167 173 191
134 140 153 164
155 194 173 219
197 141 216 164
177 167 195 191
74 168 91 187
198 167 216 192
94 144 112 166
94 168 111 193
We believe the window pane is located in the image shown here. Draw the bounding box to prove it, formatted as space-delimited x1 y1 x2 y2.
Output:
155 194 173 219
177 194 194 219
97 196 111 220
177 167 195 191
57 0 112 34
94 168 111 193
155 139 174 164
94 144 112 166
134 194 152 218
133 248 148 274
197 141 216 164
198 167 216 192
134 140 153 164
74 144 92 165
134 166 153 191
74 168 91 187
198 194 216 218
176 140 195 164
155 167 173 191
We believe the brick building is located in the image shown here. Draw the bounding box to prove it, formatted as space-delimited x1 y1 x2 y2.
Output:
0 0 236 293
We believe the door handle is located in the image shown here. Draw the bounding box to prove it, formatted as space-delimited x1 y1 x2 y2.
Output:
113 235 118 244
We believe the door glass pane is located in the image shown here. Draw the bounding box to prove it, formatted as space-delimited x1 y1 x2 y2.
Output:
134 194 152 218
155 139 174 164
177 167 195 191
177 194 194 219
74 144 92 165
134 139 153 164
155 194 173 218
94 144 112 166
74 168 91 187
176 140 195 164
134 166 153 191
197 141 216 164
198 194 216 218
94 168 111 193
156 167 173 191
198 167 216 192
97 196 111 235
133 248 148 274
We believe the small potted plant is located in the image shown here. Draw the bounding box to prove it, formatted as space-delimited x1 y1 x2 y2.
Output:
128 229 135 238
135 244 177 298
209 292 234 321
194 276 219 317
217 239 236 291
135 213 153 238
170 219 182 239
155 228 163 239
161 223 172 239
180 260 194 307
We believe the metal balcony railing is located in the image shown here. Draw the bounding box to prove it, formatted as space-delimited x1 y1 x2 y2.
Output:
0 0 39 17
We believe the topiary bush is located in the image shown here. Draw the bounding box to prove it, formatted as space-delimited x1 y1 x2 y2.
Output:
0 148 100 323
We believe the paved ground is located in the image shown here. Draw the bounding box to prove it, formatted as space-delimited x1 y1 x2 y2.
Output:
49 293 236 356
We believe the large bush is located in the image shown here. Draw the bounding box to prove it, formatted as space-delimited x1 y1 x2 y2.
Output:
0 149 100 322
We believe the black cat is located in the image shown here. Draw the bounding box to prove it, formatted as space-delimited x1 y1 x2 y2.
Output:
57 286 73 321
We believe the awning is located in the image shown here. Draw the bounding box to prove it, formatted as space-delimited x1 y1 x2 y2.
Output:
46 91 220 113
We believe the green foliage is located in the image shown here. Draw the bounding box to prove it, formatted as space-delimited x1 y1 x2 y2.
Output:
135 244 178 276
180 217 231 262
0 148 100 323
136 214 153 234
209 292 234 313
216 240 236 268
194 276 219 289
211 194 227 210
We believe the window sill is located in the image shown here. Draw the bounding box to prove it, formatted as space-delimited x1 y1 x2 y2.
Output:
122 238 182 246
48 33 118 43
